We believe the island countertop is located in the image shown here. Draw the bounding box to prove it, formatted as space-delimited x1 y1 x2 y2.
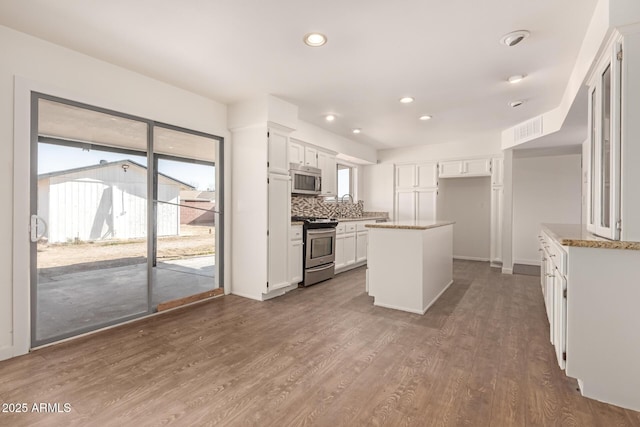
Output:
542 223 640 251
365 220 455 230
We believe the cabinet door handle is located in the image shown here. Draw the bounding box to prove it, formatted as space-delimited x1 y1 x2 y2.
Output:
545 273 555 278
549 254 556 257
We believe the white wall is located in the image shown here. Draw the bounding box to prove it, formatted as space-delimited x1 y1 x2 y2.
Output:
1 24 230 360
437 177 491 261
513 153 582 265
377 138 501 163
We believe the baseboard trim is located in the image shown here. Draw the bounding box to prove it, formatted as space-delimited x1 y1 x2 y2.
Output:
262 283 298 300
423 279 454 313
0 346 15 362
453 256 490 262
373 301 425 315
502 267 513 275
373 279 454 315
230 291 264 301
514 259 541 267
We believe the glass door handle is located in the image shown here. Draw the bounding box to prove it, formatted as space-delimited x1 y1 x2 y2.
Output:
30 214 47 243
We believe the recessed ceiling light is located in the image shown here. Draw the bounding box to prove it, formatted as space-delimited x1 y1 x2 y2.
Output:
303 33 327 47
500 30 530 47
352 128 362 134
325 114 336 122
419 115 432 121
508 75 525 84
509 100 525 108
399 97 415 104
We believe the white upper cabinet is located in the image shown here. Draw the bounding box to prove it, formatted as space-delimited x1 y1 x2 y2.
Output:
587 33 622 240
439 158 491 178
289 139 304 165
416 162 439 188
491 157 504 187
289 139 337 196
396 162 438 189
465 158 491 176
304 146 318 167
317 151 337 196
268 128 289 175
396 164 416 189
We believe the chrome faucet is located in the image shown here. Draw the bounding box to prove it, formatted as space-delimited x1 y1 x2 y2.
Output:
341 194 354 203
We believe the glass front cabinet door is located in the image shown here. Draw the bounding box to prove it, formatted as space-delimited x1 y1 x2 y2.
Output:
587 33 622 240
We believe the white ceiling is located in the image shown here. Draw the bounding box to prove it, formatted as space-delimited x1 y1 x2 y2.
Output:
0 0 598 150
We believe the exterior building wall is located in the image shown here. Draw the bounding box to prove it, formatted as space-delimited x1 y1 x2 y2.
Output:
180 201 215 225
39 164 181 243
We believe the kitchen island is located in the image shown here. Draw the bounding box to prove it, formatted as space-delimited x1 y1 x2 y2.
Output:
365 220 454 314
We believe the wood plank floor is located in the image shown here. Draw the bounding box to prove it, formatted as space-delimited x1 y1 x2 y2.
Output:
1 260 639 426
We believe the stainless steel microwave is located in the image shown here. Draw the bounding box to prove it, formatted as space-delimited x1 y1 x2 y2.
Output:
290 163 321 195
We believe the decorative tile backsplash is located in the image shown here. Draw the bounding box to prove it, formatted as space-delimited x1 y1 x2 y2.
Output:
292 196 365 218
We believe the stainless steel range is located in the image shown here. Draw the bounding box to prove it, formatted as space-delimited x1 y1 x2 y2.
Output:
292 216 339 286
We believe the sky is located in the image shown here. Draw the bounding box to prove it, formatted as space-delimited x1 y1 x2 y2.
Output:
38 143 215 191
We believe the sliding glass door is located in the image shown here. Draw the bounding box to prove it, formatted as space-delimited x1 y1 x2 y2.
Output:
152 126 220 308
31 94 223 347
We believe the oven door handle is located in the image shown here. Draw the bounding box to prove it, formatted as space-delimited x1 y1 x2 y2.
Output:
306 263 335 273
307 229 335 235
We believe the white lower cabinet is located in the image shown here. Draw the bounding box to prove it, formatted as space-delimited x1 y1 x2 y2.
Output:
335 220 374 273
289 225 303 285
343 234 356 267
335 234 346 270
267 173 290 292
356 231 368 263
539 233 567 369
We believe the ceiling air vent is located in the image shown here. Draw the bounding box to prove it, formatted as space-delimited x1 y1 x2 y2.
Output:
514 116 543 143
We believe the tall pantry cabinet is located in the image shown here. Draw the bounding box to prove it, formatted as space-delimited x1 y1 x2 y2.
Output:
394 162 438 222
490 157 504 266
229 95 298 300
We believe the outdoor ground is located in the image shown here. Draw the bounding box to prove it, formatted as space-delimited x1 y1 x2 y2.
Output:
37 224 216 271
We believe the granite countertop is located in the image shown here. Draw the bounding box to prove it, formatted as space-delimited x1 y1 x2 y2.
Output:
365 220 455 230
291 221 305 226
542 223 640 251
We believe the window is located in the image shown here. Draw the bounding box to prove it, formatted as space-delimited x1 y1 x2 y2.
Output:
337 164 354 200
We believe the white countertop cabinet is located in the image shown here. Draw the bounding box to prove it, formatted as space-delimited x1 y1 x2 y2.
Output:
289 225 303 285
539 231 567 370
540 224 640 412
367 222 454 314
335 220 374 273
